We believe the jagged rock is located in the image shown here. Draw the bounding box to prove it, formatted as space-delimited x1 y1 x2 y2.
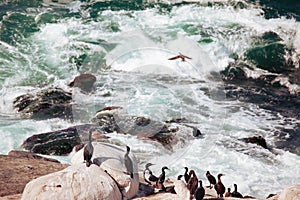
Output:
244 135 267 149
0 151 68 197
68 73 96 92
13 87 73 120
21 164 122 200
21 124 101 155
71 142 139 199
21 111 201 156
278 184 300 200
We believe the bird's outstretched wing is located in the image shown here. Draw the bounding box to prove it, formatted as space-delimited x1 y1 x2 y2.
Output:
168 55 181 60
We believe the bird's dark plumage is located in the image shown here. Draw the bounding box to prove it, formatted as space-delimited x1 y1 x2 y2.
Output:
184 167 190 183
194 180 205 200
214 173 225 197
124 146 134 178
143 163 155 185
156 166 169 186
83 130 94 167
187 170 198 197
231 183 243 198
206 171 216 188
225 188 231 197
168 52 192 62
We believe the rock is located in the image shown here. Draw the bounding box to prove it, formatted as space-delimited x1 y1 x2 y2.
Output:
21 164 122 200
0 151 68 197
246 43 291 73
21 111 201 156
71 142 139 199
245 135 267 149
21 124 100 155
68 73 96 92
133 180 189 200
13 87 73 120
278 184 300 200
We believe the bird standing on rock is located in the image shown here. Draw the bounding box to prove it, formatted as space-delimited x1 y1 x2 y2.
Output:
206 171 216 189
187 170 198 199
156 166 169 187
231 183 243 198
184 167 190 183
214 173 226 197
143 163 155 185
194 180 205 200
124 146 134 178
83 130 94 167
225 188 231 197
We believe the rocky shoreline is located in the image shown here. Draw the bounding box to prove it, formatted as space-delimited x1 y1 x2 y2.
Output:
0 150 299 200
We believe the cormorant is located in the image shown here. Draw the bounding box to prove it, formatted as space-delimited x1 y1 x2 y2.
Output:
124 146 134 178
206 171 216 189
187 170 198 198
214 173 225 197
143 163 155 185
177 174 183 180
194 180 205 200
225 188 231 197
184 167 190 183
168 52 192 62
231 183 243 198
156 166 169 187
83 130 94 167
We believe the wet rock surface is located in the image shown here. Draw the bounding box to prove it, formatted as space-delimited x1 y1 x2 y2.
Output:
13 87 73 120
21 112 201 156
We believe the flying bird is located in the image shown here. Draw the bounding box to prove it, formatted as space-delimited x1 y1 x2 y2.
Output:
168 52 192 62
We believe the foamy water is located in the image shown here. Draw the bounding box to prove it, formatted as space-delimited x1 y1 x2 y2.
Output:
0 1 300 198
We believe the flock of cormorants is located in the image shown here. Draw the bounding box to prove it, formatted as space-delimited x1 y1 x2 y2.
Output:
143 164 246 200
82 132 247 199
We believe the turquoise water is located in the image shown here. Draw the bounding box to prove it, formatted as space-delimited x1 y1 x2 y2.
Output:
0 0 300 198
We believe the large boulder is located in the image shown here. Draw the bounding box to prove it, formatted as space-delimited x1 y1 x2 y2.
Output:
21 124 100 155
279 184 300 200
0 151 68 197
71 142 139 199
21 164 122 200
13 88 73 120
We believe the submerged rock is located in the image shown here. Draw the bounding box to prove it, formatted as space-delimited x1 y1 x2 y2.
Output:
68 73 96 92
71 142 139 199
244 135 268 149
21 164 122 200
13 88 73 120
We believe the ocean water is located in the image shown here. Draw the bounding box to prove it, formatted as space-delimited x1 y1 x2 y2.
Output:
0 0 300 198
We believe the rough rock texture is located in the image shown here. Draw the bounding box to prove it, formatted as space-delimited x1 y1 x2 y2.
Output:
0 151 68 197
68 73 96 92
278 184 300 200
21 164 122 200
13 88 73 120
71 142 139 199
21 111 201 156
21 124 101 155
244 135 268 149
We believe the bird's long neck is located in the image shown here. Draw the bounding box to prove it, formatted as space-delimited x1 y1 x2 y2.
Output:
88 131 92 145
199 181 202 187
185 168 188 173
234 185 238 192
218 176 222 183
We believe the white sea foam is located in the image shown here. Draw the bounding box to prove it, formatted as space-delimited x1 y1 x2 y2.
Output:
0 2 300 199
